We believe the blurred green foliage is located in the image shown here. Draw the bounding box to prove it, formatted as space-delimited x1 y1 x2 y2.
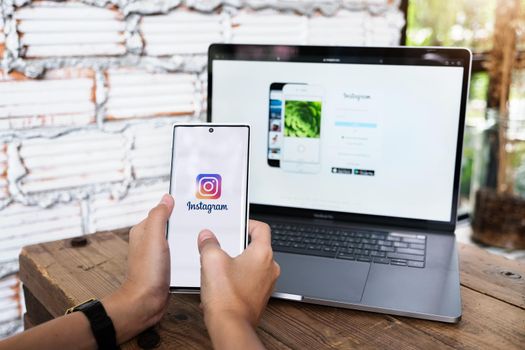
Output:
509 141 525 197
407 1 498 206
460 128 475 197
470 72 489 101
284 100 322 138
407 0 496 52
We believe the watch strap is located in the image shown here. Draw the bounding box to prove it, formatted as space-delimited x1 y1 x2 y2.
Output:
78 300 118 350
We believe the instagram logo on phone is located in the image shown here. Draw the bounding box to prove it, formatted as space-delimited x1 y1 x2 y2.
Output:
196 174 222 199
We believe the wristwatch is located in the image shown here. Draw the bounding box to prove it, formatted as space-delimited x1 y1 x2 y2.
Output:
66 298 118 350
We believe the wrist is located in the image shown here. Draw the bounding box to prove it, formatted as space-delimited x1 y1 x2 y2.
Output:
102 285 157 344
205 308 253 332
205 310 263 350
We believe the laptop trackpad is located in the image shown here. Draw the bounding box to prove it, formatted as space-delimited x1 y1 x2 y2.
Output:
274 252 371 302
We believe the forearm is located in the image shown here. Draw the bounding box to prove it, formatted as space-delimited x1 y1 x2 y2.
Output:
0 287 152 350
205 312 265 350
0 312 96 350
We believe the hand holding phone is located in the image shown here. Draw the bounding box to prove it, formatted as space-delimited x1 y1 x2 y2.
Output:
197 221 280 349
167 124 250 291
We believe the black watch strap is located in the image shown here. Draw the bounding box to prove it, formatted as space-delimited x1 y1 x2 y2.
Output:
76 299 118 350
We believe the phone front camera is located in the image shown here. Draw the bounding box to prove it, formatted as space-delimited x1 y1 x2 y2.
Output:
209 128 214 133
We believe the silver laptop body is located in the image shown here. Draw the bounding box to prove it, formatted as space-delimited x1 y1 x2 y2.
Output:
209 44 471 323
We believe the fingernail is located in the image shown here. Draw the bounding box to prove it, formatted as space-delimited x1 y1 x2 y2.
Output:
160 193 171 206
198 229 214 243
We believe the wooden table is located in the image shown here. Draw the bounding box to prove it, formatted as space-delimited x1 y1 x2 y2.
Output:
19 229 525 349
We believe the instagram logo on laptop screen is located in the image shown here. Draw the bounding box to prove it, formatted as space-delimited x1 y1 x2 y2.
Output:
196 174 222 199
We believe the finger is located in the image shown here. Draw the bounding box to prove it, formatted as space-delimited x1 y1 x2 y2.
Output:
160 193 175 211
197 229 221 255
273 261 281 278
146 194 175 235
129 218 145 236
248 220 271 246
128 217 147 246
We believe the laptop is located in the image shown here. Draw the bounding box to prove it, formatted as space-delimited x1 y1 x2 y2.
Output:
208 44 471 323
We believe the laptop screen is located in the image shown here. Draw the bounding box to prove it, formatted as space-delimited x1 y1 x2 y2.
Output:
209 45 470 225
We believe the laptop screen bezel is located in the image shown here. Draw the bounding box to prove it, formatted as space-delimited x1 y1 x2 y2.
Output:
207 44 471 233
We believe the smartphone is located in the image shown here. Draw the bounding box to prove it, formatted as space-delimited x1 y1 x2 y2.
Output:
281 84 323 174
267 83 285 167
167 124 250 292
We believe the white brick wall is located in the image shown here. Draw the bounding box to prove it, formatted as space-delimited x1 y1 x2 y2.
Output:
105 69 200 120
130 123 173 179
0 143 7 206
0 202 84 264
0 0 404 337
88 181 169 233
0 69 96 130
19 131 129 193
15 2 127 58
141 10 227 55
0 274 21 330
0 7 5 59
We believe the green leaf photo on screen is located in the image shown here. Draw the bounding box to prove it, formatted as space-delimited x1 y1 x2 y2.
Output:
284 100 322 138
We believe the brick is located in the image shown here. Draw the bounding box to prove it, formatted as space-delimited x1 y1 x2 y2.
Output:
141 9 225 56
0 9 4 59
130 124 173 180
199 74 208 114
0 202 83 264
0 274 21 325
0 68 96 130
0 143 7 202
231 10 307 45
345 0 393 11
246 0 338 15
364 11 404 46
18 131 127 193
88 181 168 233
105 69 199 120
308 10 367 46
0 273 22 337
15 2 126 58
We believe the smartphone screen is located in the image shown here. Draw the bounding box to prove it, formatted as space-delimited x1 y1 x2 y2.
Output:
281 84 323 174
268 83 285 167
167 124 250 290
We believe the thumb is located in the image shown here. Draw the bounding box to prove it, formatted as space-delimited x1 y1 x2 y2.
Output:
198 229 221 255
146 194 174 234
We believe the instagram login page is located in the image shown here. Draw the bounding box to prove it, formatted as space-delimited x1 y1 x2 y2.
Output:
212 60 464 222
168 125 249 288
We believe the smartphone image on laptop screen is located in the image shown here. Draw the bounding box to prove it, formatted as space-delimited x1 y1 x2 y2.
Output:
167 124 250 291
267 83 285 167
281 83 323 174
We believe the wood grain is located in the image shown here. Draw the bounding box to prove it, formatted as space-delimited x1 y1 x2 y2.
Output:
19 231 129 316
19 231 525 350
23 287 53 326
259 300 455 350
23 314 35 330
402 287 525 350
458 243 525 308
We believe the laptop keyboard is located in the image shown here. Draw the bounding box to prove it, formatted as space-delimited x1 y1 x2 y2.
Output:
270 222 426 268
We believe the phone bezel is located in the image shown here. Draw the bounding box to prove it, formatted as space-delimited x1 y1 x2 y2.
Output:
167 123 250 293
